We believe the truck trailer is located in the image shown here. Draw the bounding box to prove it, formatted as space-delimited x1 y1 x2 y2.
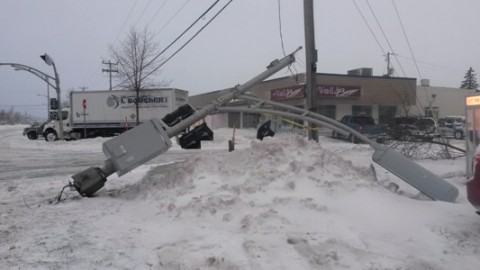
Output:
42 88 188 141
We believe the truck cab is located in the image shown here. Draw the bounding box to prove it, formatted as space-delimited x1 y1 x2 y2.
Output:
43 108 70 141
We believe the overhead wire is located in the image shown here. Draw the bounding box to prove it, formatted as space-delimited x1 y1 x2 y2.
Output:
84 0 139 89
351 0 386 55
392 0 423 81
141 0 234 81
146 0 170 28
142 0 221 71
114 0 140 43
396 54 464 72
113 0 221 88
352 0 426 114
392 0 429 110
132 0 155 28
153 0 192 36
277 0 300 82
365 0 407 77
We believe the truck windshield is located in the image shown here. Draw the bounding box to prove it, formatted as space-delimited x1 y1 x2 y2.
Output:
50 111 69 121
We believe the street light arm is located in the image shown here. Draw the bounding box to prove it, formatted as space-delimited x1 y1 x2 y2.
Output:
0 63 57 90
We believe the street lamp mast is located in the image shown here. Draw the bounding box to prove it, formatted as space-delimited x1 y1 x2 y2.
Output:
0 54 65 140
40 53 64 140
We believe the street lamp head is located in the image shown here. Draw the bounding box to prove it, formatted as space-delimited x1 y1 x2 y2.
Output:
40 53 54 66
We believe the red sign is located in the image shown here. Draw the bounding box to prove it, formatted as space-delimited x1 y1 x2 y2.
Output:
316 85 361 98
270 84 361 101
270 85 304 101
82 99 87 109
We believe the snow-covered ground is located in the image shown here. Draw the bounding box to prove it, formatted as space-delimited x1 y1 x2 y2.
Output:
1 125 480 270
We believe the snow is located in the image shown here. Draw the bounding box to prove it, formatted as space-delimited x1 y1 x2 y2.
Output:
1 125 480 269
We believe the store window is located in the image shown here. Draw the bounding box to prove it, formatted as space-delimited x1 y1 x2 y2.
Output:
379 106 396 124
316 105 336 119
242 113 259 128
352 105 372 116
228 112 240 128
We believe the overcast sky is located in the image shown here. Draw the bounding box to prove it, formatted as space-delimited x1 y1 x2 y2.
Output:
1 0 480 118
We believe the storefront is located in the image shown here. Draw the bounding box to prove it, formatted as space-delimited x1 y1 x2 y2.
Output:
189 71 417 129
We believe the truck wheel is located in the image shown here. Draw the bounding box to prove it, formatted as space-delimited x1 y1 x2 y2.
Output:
44 130 58 142
454 130 463 140
27 131 38 140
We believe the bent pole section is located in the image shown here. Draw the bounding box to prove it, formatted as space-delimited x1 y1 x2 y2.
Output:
166 47 302 138
70 48 302 197
219 98 458 203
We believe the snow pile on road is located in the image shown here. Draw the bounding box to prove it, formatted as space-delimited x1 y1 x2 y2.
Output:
1 125 480 269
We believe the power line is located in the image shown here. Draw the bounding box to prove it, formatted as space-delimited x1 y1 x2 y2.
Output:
277 0 299 81
153 0 192 36
365 0 407 77
277 0 287 56
132 0 155 28
143 0 221 70
392 0 432 112
112 0 232 89
84 0 139 89
141 0 234 81
146 0 170 27
351 0 386 55
392 0 428 102
396 54 464 72
114 0 140 43
392 0 422 80
111 0 222 89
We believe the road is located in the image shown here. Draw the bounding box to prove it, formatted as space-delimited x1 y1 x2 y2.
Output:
0 125 213 183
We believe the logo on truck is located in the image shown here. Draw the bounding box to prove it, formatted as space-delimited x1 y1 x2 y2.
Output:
106 94 168 109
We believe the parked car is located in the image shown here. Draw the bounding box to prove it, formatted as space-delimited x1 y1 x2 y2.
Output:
438 116 465 139
387 116 439 141
22 121 46 140
332 115 386 143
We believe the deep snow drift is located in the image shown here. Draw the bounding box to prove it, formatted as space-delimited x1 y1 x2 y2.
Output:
1 125 480 269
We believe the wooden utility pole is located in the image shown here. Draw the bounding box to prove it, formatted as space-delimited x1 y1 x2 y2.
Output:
304 0 318 141
384 52 396 77
102 60 118 90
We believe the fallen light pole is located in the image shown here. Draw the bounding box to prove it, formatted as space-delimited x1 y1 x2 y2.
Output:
217 95 459 203
71 47 301 197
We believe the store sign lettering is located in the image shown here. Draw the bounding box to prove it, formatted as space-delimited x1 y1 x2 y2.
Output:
316 85 361 98
270 86 304 101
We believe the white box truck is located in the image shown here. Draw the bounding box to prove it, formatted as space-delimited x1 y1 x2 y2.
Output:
42 88 188 141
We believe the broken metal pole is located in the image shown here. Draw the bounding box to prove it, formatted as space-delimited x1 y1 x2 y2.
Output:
71 47 301 197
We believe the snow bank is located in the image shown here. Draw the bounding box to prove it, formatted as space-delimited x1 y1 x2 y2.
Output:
1 126 480 269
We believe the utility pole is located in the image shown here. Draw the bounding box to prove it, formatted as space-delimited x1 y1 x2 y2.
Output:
304 0 318 141
102 60 118 90
79 86 88 91
384 52 396 77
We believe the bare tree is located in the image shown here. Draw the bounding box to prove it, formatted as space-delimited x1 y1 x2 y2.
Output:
108 27 169 125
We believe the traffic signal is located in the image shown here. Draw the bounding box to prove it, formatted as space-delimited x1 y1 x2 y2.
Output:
257 120 275 140
50 98 58 110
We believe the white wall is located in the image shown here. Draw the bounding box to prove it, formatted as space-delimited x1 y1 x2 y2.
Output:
413 86 476 117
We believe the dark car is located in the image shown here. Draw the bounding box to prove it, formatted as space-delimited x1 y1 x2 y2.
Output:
23 121 45 140
332 115 386 143
388 116 438 141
